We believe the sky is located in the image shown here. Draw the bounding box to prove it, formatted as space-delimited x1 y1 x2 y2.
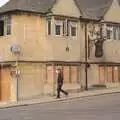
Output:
0 0 9 7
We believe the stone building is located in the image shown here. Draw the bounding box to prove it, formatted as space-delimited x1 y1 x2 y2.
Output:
0 0 119 102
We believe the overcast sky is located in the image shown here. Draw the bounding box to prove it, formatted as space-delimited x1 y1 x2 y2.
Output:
0 0 9 7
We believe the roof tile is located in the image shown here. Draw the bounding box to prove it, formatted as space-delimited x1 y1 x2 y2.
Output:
0 0 114 19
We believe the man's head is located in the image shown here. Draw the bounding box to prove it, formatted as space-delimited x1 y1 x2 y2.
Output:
56 68 62 74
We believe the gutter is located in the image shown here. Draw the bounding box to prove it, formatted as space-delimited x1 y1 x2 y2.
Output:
0 9 47 16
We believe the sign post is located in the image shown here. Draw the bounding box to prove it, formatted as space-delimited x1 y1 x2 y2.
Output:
10 44 21 102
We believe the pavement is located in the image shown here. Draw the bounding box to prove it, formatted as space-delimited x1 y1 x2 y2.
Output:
0 87 120 109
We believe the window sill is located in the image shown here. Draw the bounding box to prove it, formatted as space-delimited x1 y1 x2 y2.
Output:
0 35 11 39
47 35 77 40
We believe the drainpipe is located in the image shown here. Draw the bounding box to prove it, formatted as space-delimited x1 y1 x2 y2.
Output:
15 53 20 102
85 22 88 90
16 60 19 102
53 64 56 96
15 55 20 102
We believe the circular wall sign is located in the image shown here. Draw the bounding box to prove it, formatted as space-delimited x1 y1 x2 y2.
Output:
10 44 21 55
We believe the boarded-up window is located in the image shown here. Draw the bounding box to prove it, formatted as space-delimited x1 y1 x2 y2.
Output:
113 66 119 83
99 66 105 84
63 66 70 83
71 66 77 83
46 66 54 85
107 67 113 83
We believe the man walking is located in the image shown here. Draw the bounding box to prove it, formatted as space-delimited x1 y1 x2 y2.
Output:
56 69 68 98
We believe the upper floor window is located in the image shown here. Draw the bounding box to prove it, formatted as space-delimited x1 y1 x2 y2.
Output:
6 15 11 35
106 25 112 39
70 22 77 37
106 24 120 40
0 15 11 36
55 20 63 36
56 25 61 35
47 17 77 37
0 21 4 36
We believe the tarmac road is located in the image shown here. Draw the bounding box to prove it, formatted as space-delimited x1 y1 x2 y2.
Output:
0 93 120 120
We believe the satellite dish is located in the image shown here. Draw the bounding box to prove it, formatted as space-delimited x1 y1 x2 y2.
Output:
10 44 21 55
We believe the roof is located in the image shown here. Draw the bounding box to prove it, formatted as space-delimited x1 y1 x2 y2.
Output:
75 0 113 20
0 0 114 20
0 0 56 14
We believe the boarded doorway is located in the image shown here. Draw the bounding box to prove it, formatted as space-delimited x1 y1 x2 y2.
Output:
0 66 11 101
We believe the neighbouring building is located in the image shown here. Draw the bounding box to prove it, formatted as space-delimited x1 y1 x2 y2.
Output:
0 0 119 102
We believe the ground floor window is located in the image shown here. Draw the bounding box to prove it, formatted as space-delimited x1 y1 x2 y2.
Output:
114 66 119 82
99 66 105 84
99 65 120 84
107 67 113 83
46 64 80 84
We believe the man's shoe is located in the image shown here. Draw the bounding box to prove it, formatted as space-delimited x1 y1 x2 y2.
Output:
65 92 68 96
56 96 60 99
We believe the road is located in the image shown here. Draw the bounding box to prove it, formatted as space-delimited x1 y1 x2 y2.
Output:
0 93 120 120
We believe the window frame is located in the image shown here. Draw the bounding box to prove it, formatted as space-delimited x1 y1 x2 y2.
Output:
69 21 77 37
55 20 63 36
47 19 51 35
6 15 11 35
0 20 4 36
106 24 120 40
47 17 78 38
0 15 12 37
106 25 113 40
